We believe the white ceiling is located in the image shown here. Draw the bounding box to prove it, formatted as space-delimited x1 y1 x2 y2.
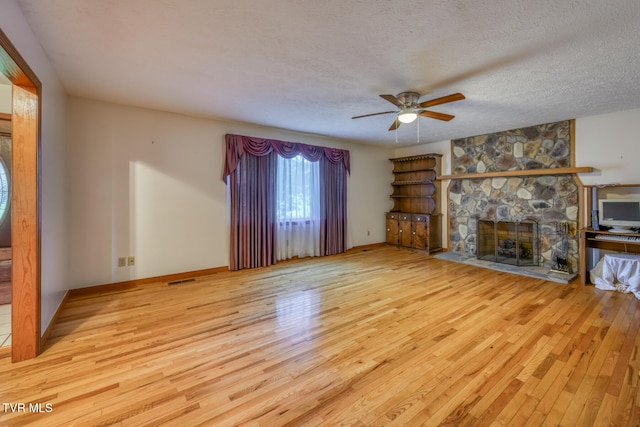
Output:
15 0 640 147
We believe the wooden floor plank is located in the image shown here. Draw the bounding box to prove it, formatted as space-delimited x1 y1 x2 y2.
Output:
0 245 639 425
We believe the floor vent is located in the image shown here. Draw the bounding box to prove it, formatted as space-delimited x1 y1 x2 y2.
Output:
167 278 196 285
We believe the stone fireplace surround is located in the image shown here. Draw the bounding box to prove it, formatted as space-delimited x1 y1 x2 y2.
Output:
447 120 580 272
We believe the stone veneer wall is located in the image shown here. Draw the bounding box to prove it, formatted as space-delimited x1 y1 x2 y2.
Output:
449 120 579 270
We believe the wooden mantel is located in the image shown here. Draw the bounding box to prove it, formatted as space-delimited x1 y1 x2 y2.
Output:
439 166 593 180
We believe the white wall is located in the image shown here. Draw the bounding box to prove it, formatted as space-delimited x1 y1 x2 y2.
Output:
575 108 640 186
0 84 11 113
0 0 69 332
67 97 392 288
79 101 640 286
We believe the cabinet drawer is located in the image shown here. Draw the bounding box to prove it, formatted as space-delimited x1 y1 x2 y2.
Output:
412 214 429 223
386 212 399 220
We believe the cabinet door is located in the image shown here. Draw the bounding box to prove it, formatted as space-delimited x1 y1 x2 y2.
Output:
429 214 442 251
399 214 412 247
386 213 399 244
412 215 429 250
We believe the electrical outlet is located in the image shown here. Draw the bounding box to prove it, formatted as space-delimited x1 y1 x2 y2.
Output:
118 257 126 267
128 256 135 266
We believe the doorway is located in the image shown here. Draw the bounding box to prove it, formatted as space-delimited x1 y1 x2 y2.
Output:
0 29 42 362
0 108 9 347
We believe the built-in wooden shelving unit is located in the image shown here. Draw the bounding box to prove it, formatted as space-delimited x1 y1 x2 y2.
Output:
386 154 442 253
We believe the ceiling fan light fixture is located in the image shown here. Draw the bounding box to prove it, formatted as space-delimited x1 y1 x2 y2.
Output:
352 91 464 131
398 110 418 124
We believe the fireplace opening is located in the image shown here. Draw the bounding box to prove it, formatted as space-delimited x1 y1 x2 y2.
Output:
477 219 539 266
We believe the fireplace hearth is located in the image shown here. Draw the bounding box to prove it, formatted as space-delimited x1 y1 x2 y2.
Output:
477 219 539 267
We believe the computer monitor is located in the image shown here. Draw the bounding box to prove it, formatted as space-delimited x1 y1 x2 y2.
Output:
598 198 640 233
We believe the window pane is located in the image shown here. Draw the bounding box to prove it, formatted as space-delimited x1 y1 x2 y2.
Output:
276 154 319 221
0 158 8 223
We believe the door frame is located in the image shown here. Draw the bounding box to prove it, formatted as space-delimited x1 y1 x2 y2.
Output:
0 29 42 362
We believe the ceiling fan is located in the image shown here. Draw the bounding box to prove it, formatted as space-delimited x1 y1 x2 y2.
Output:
352 92 465 130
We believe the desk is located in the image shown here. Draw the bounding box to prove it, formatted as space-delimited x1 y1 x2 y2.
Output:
579 229 640 285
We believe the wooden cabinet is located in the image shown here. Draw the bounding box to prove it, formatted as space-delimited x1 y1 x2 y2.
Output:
385 213 399 244
385 212 442 253
398 213 413 247
411 214 428 249
412 214 442 251
386 154 442 253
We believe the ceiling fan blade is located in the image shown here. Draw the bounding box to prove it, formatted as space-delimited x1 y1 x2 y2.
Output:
352 110 397 119
418 92 465 108
380 94 404 107
420 110 455 121
388 119 401 131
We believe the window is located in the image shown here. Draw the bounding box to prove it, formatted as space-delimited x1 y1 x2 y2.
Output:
225 134 349 270
276 154 320 259
0 158 8 225
276 154 319 222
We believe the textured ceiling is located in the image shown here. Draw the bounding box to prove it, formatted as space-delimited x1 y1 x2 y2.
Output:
15 0 640 146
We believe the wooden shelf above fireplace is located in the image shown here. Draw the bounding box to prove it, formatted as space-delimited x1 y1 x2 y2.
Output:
439 166 593 180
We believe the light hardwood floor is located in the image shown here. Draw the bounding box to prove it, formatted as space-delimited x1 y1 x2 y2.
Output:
1 245 639 426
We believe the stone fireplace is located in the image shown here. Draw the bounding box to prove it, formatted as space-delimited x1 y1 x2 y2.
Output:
448 120 579 271
477 219 539 266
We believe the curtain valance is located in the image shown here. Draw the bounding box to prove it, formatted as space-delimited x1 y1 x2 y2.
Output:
223 134 350 182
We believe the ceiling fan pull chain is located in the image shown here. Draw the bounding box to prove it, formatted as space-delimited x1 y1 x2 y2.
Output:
395 124 398 144
417 116 420 144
